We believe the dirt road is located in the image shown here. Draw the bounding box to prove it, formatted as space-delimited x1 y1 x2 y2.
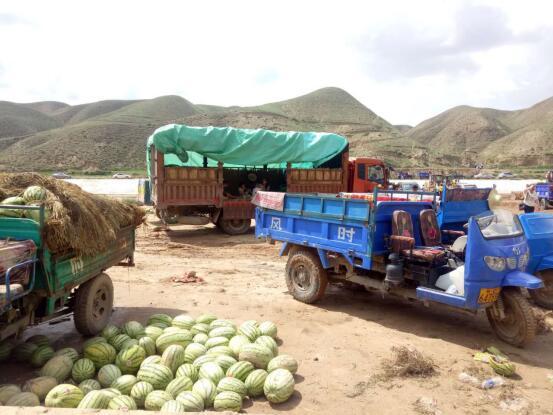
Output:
3 217 553 414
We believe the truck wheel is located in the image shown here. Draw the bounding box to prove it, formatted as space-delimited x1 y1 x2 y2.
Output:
529 270 553 309
285 251 328 303
74 273 114 336
217 218 251 235
486 288 536 347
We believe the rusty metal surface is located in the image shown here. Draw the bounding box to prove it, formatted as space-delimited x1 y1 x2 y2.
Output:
222 200 256 219
287 167 345 194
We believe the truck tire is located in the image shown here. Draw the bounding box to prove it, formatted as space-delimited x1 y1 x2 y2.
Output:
529 270 553 309
74 273 114 336
486 288 536 347
285 250 327 304
217 218 251 235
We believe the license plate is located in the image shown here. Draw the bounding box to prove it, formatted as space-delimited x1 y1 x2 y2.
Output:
478 287 501 304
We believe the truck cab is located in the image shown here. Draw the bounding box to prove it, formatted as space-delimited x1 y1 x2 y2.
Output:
348 158 388 192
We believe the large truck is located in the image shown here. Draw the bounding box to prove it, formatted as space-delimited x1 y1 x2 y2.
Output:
148 125 388 234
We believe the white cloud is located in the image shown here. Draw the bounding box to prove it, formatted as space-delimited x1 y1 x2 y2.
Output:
0 0 552 125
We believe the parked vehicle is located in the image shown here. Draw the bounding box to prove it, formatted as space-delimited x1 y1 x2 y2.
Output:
52 172 71 179
497 172 516 179
256 191 542 346
437 187 492 238
148 125 389 234
536 182 552 209
112 172 132 179
1 205 135 340
473 172 494 179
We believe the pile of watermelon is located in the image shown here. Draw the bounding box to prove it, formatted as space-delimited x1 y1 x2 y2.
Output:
0 313 298 412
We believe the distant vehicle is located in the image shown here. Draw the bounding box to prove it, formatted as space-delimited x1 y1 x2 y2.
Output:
473 172 494 179
497 172 516 179
399 181 420 191
52 172 71 179
112 173 132 179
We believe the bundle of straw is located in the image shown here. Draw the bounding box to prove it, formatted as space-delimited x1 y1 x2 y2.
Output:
0 173 144 257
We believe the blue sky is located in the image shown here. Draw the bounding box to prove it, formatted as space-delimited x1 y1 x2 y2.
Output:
0 0 552 125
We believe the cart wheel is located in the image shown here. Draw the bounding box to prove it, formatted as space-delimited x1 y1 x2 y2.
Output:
285 250 328 303
74 273 114 336
486 288 536 347
529 270 553 309
217 218 251 235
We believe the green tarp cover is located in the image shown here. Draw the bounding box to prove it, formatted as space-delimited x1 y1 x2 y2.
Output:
146 124 347 176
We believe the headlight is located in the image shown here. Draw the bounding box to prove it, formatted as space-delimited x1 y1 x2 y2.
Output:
484 256 506 271
518 252 529 271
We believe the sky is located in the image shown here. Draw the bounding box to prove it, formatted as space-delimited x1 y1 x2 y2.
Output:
1 0 552 126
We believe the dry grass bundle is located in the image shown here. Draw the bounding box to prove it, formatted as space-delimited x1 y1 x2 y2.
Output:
381 346 437 379
0 173 144 256
532 306 552 335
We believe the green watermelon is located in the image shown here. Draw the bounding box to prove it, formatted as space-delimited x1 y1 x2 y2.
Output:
176 363 199 382
199 362 225 385
172 314 195 330
30 345 55 367
0 197 25 218
72 358 96 383
108 394 137 410
163 326 182 334
156 331 193 354
191 323 210 335
166 376 193 398
264 368 295 403
82 336 107 349
192 378 217 408
139 336 156 356
100 388 122 399
77 390 111 409
6 392 40 407
136 363 174 389
239 343 273 369
205 336 229 349
97 364 122 388
100 324 120 340
144 390 173 411
130 381 154 408
115 344 146 374
22 186 48 202
226 361 255 382
45 384 84 408
209 319 236 330
267 354 298 374
208 326 236 339
109 333 132 351
22 376 58 401
145 325 164 340
214 390 242 412
255 335 278 356
13 342 38 362
206 345 235 358
120 338 139 351
161 399 186 413
84 342 116 369
185 343 207 363
110 374 137 395
161 344 186 374
228 335 251 356
40 355 74 382
259 321 278 338
217 377 247 398
214 355 237 372
78 379 101 395
54 347 80 363
245 369 268 397
238 320 260 341
175 390 204 411
195 313 217 325
0 385 21 403
0 340 15 362
140 355 161 367
192 354 216 369
122 321 145 339
192 333 209 345
148 313 173 328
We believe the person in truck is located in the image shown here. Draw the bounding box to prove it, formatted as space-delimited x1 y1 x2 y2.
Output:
522 184 540 213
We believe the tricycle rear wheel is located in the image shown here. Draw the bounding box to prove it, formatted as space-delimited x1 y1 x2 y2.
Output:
285 250 328 303
529 270 553 309
74 273 114 336
486 288 536 347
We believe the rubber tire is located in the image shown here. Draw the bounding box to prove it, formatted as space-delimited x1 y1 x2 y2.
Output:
486 288 536 347
285 250 328 304
529 270 553 309
74 273 114 336
217 218 251 235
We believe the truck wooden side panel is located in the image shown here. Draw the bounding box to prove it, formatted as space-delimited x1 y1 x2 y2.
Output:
286 151 349 194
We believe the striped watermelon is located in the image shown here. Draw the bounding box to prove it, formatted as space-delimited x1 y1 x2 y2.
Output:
97 364 122 388
78 379 101 395
40 355 74 382
72 358 96 383
108 394 137 410
192 354 216 369
148 313 173 328
156 331 193 354
259 321 278 339
175 390 204 411
226 361 255 382
161 344 186 374
23 376 58 401
110 374 137 395
120 338 139 351
115 345 146 374
192 378 217 407
192 333 209 345
13 342 38 362
217 377 247 398
99 388 121 399
77 390 111 409
136 363 174 389
0 385 21 403
214 355 237 372
228 335 251 356
238 321 260 341
206 345 235 358
144 325 164 341
82 336 107 349
208 326 236 339
84 342 116 369
22 186 48 202
165 376 193 398
26 334 50 347
199 362 225 384
130 381 154 408
171 314 195 330
122 321 145 339
109 334 132 351
264 368 295 403
100 324 120 340
214 391 242 412
161 399 186 413
6 392 40 407
185 343 207 363
163 326 182 334
45 384 84 408
0 196 25 217
267 354 298 374
196 313 217 325
255 335 278 356
30 345 55 367
209 319 236 330
144 390 173 411
245 369 268 397
138 336 156 356
54 347 80 363
239 343 273 369
191 323 210 335
176 363 199 382
140 355 161 367
205 336 229 349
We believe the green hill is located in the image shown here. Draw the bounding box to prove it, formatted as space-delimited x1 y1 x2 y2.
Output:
0 101 62 138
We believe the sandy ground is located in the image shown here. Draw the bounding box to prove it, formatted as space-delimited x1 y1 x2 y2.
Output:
2 198 553 414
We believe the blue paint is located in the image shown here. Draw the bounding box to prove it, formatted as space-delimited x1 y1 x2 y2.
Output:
520 213 553 274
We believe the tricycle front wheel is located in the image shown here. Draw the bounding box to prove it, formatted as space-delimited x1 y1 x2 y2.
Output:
285 250 328 304
486 288 536 347
74 273 114 336
529 270 553 309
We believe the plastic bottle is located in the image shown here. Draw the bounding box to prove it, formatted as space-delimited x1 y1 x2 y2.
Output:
481 376 505 389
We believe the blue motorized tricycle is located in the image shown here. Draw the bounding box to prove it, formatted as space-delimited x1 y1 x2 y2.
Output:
255 191 543 346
